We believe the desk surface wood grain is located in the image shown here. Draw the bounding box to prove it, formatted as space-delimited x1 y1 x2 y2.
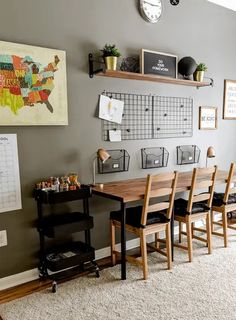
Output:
92 170 228 203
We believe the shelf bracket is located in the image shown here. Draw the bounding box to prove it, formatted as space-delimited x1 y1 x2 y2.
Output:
197 77 214 89
89 53 104 78
209 78 214 87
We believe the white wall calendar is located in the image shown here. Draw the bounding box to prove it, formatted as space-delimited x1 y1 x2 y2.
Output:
0 134 22 213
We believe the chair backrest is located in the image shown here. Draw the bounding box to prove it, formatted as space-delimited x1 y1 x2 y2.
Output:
223 163 236 203
141 171 179 226
186 166 218 213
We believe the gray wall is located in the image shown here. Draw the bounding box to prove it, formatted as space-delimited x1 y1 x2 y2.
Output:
0 0 236 278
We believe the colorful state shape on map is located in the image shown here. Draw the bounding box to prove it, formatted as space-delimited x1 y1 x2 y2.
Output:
0 54 60 114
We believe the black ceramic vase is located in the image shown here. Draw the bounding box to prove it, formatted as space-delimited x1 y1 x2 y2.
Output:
178 57 197 79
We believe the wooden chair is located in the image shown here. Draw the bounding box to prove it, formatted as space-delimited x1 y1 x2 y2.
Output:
174 166 217 262
211 163 236 247
110 171 178 280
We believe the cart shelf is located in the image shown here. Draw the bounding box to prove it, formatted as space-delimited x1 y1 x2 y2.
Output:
38 212 94 238
45 241 95 272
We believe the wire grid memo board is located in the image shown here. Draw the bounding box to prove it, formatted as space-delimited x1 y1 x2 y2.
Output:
102 92 193 140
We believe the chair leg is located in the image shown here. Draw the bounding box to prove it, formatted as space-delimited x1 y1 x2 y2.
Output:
166 223 172 270
110 221 116 266
186 217 193 262
211 210 214 233
155 232 160 249
222 210 228 248
206 213 212 254
191 222 194 237
179 221 182 243
140 231 148 280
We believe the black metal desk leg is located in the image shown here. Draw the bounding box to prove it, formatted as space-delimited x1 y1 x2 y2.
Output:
120 202 126 280
171 210 174 261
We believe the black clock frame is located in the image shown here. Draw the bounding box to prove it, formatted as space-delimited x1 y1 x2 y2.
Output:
170 0 179 5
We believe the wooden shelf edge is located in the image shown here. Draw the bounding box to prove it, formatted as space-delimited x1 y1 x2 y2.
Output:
96 70 212 88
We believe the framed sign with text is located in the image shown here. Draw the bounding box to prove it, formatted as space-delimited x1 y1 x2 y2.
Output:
199 106 217 130
223 80 236 119
140 49 177 78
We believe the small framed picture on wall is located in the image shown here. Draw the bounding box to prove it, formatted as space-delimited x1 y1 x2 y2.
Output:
223 79 236 119
199 106 217 130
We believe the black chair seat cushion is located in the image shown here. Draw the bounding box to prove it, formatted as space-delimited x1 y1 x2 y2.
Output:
212 192 236 207
174 198 210 216
110 205 169 228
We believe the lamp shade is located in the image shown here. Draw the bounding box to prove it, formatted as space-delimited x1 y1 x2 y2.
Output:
207 146 215 158
97 148 111 163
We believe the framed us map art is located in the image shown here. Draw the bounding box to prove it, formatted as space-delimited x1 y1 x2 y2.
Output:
0 40 68 125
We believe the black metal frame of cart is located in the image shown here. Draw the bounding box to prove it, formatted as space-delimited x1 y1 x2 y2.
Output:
35 186 99 293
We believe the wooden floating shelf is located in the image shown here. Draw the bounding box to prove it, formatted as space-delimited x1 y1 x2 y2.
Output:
96 70 213 88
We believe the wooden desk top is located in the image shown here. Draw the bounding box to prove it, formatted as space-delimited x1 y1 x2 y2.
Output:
92 170 228 203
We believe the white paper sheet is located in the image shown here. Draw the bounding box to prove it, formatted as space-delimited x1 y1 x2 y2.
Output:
98 95 124 124
0 134 22 213
109 130 122 142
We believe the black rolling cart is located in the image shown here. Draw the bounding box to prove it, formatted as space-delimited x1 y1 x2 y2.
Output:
35 186 99 293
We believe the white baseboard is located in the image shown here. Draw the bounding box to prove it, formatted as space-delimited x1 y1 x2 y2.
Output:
0 215 221 291
0 269 39 291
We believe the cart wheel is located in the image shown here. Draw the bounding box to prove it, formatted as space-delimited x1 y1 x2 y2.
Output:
95 270 100 278
38 266 47 280
39 272 47 280
52 281 57 293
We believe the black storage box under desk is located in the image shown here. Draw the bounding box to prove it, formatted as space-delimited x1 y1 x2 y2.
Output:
45 241 95 272
39 212 94 238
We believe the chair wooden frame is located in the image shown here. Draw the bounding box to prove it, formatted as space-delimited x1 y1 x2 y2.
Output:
110 171 178 280
174 166 217 262
211 163 236 247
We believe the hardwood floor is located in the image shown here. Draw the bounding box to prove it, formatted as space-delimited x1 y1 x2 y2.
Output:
0 256 112 305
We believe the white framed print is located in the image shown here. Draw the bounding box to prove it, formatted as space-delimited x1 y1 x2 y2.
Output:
199 106 217 130
223 79 236 119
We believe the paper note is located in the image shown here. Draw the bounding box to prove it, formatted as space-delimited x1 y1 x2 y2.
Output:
109 130 122 142
99 95 124 124
0 134 22 213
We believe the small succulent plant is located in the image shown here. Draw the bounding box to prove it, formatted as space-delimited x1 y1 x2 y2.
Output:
101 44 121 58
196 63 207 72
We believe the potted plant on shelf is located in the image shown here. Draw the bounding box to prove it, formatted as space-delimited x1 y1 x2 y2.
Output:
194 63 207 82
101 44 121 71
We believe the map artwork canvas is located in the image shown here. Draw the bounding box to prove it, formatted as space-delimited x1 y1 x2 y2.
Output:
0 41 68 125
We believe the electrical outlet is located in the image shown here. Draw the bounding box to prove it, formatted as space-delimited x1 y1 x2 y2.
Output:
0 230 7 247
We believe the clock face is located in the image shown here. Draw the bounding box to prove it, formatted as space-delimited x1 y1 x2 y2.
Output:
140 0 162 23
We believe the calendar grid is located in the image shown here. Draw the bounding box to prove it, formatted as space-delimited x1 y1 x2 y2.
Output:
0 135 22 213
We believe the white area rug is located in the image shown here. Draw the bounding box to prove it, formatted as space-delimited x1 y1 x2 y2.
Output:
1 234 236 320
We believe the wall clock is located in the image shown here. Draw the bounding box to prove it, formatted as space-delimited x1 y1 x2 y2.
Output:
170 0 179 5
140 0 162 23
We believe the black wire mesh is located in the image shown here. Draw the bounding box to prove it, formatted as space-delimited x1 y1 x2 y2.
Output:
102 92 193 140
